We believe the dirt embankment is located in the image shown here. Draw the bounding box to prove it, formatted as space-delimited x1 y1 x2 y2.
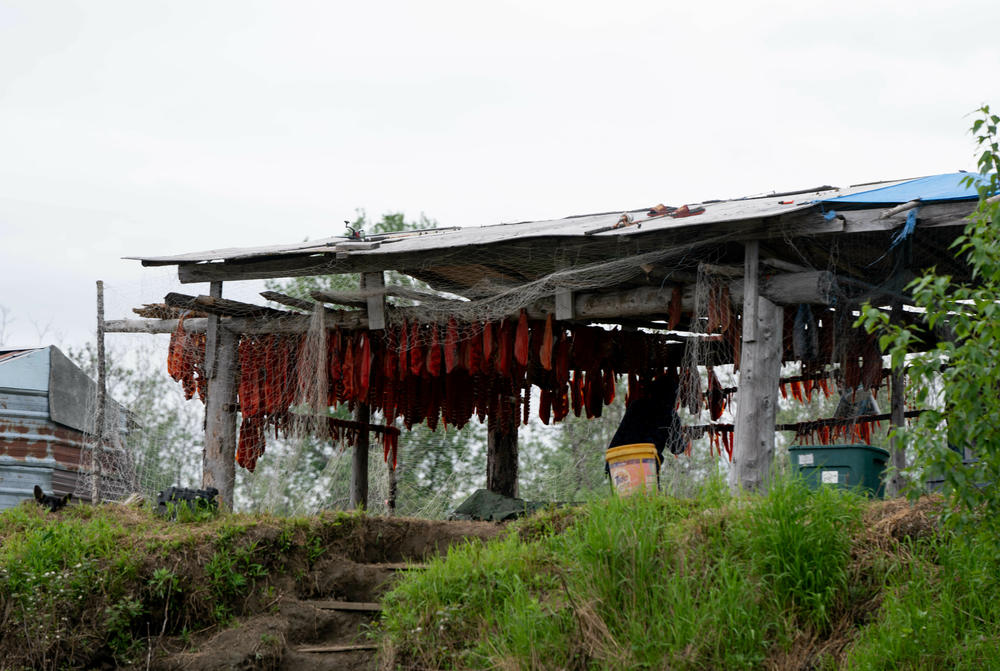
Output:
0 503 503 671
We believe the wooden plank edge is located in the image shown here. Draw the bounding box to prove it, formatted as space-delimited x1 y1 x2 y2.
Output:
296 643 379 653
311 600 382 612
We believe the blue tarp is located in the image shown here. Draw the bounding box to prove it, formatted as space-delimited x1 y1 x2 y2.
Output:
821 172 992 205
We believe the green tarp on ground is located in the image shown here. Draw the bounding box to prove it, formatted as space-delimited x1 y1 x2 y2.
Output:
449 488 549 522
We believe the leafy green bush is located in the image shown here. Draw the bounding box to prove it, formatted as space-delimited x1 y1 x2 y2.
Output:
859 105 1000 530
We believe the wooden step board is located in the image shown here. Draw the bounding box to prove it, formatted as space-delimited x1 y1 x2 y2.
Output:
312 600 382 612
296 643 378 653
377 562 427 570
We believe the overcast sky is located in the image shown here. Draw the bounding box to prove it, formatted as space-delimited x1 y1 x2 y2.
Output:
1 0 998 348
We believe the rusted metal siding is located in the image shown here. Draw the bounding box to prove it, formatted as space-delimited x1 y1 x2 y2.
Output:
0 387 92 508
0 349 93 509
0 347 137 509
0 413 90 467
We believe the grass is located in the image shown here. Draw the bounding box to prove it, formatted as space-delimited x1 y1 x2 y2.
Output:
379 476 1000 670
2 477 999 670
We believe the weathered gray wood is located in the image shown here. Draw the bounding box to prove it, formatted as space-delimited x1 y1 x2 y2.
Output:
109 271 834 340
296 644 379 653
387 460 397 516
351 403 370 510
733 270 837 306
311 289 367 308
839 201 974 234
164 292 289 318
204 282 222 379
312 600 382 612
730 294 783 494
487 421 518 498
545 270 833 323
762 257 809 273
203 327 237 509
93 280 106 504
105 318 209 333
886 365 907 498
886 304 907 498
260 291 315 312
878 199 921 220
170 209 846 286
313 284 453 306
105 312 368 334
742 240 760 342
363 272 386 330
555 290 575 320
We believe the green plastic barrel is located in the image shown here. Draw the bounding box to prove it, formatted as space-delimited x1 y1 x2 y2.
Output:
787 443 890 498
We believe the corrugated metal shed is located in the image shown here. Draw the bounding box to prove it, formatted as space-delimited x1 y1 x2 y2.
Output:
0 346 131 510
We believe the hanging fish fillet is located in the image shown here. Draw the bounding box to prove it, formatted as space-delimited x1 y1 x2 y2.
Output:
707 367 725 420
409 322 424 377
398 320 410 380
445 317 460 373
482 321 495 371
514 309 530 367
426 324 442 376
357 332 371 401
540 314 555 371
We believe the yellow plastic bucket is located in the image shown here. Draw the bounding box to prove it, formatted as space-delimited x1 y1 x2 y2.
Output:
605 443 659 496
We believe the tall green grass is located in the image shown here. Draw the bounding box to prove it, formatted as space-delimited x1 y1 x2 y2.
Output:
380 475 871 669
846 526 1000 670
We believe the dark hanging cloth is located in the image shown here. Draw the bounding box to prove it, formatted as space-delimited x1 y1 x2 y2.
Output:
608 373 683 469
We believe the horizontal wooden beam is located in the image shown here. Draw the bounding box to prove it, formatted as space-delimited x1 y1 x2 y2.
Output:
260 291 315 311
105 318 208 334
164 293 290 318
835 201 975 234
554 270 836 321
176 247 478 284
313 284 455 306
105 310 368 334
110 270 837 337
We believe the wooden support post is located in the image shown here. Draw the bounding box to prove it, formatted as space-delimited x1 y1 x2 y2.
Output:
93 280 106 504
886 303 907 498
487 417 519 498
731 241 783 494
555 291 575 320
203 282 237 509
350 272 374 510
387 461 397 516
351 403 370 510
742 240 760 342
363 272 386 330
203 282 223 378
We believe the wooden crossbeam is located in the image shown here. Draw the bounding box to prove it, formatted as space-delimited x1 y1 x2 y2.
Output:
164 292 290 318
260 291 315 311
311 600 382 612
296 643 378 653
